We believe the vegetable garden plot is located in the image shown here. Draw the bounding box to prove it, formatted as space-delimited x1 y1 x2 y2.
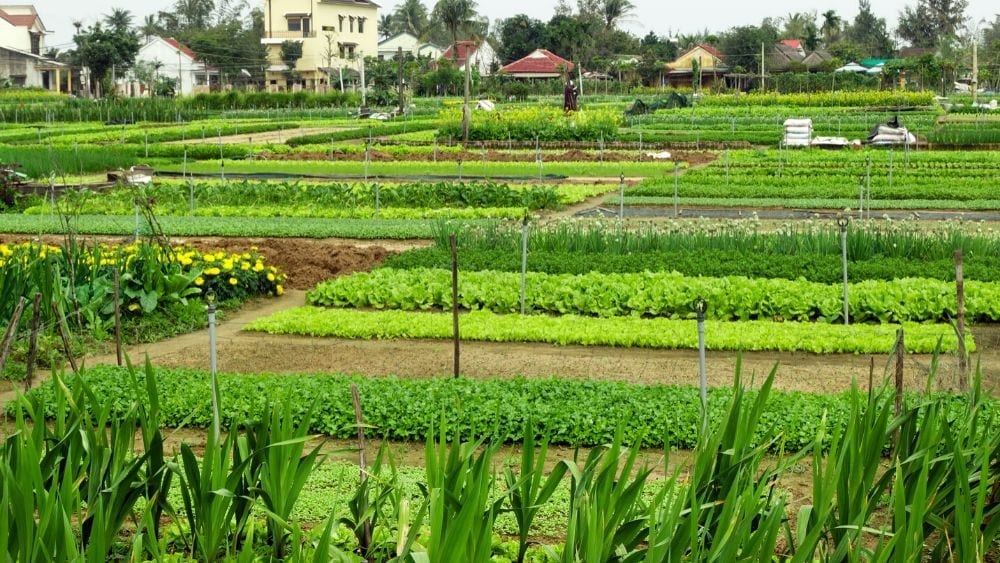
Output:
245 307 968 354
306 268 1000 324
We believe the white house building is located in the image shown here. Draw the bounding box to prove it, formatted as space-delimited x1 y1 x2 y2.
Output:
124 36 218 96
0 5 69 91
440 40 497 76
377 32 442 60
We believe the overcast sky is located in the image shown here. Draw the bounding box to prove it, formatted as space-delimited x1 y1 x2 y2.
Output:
44 0 998 51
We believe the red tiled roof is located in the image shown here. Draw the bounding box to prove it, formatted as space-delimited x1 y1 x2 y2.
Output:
441 40 479 67
0 9 36 27
780 39 802 49
501 49 573 75
697 43 723 60
164 37 198 61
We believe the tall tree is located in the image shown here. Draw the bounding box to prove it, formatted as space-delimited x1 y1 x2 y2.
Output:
139 14 161 41
846 0 895 58
497 14 547 63
379 14 393 39
104 8 134 32
73 19 141 96
719 24 779 74
897 0 968 48
431 0 482 141
158 0 215 32
782 12 812 39
601 0 635 31
431 0 482 59
392 0 430 38
820 10 843 46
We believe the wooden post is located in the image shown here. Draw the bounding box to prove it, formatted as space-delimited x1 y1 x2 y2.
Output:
895 328 905 417
450 234 460 379
350 383 372 551
24 294 42 391
0 296 27 375
114 268 123 367
955 250 968 391
52 302 79 374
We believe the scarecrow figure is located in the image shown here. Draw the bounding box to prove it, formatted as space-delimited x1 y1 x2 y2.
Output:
563 79 578 112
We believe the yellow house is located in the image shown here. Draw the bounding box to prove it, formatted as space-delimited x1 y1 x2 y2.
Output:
665 43 729 89
261 0 379 92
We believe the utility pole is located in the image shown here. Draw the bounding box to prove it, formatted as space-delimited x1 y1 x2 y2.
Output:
397 46 405 114
972 22 981 106
177 50 182 95
359 50 366 107
760 42 765 91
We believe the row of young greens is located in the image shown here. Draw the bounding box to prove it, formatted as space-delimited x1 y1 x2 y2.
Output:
11 361 996 561
245 307 966 354
30 181 572 213
617 195 1000 211
382 247 1000 283
0 214 449 239
307 268 989 324
435 220 1000 262
437 107 623 142
635 149 1000 202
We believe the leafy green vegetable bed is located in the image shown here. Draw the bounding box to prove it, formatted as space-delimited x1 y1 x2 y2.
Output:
245 307 968 354
307 268 1000 324
0 214 450 239
380 247 1000 283
24 366 994 451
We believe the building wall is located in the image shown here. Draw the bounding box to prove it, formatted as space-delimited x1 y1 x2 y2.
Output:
262 0 378 90
378 33 418 59
0 18 29 52
670 47 723 72
0 47 43 86
134 38 212 96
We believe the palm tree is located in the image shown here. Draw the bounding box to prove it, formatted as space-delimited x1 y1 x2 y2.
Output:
821 10 842 46
103 8 134 32
139 14 160 41
393 0 429 38
601 0 636 31
431 0 482 141
432 0 480 60
378 14 393 39
782 12 811 39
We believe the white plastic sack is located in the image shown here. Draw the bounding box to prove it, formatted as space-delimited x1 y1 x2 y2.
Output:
784 119 813 128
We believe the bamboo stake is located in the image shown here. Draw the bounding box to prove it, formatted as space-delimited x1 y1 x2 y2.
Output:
24 294 41 391
450 234 460 379
0 296 27 376
955 250 968 390
894 328 905 417
114 268 123 367
52 302 78 374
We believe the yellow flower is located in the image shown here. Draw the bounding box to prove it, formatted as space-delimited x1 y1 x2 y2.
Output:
128 303 141 312
240 261 250 270
267 273 275 282
203 254 215 263
228 277 238 285
252 262 264 272
276 284 284 296
222 260 234 270
205 267 221 276
194 277 205 286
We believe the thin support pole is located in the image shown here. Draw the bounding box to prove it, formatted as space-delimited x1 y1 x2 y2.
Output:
450 234 460 378
955 250 968 390
520 216 529 315
114 268 122 366
24 293 41 391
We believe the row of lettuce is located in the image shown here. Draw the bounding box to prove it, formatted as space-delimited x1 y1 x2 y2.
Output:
241 221 992 355
6 360 994 561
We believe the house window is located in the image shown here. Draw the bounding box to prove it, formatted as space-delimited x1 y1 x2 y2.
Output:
349 16 355 33
287 16 310 34
358 17 365 33
339 15 344 32
30 33 40 55
322 25 335 32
